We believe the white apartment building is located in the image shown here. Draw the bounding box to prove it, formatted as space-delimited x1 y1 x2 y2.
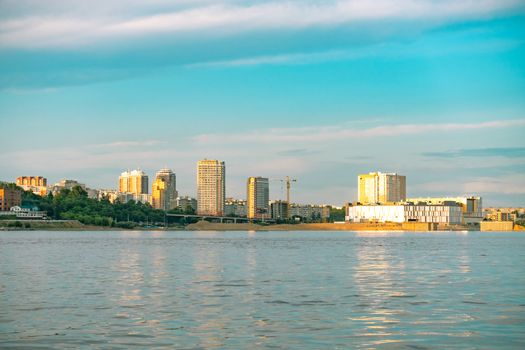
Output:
197 160 225 216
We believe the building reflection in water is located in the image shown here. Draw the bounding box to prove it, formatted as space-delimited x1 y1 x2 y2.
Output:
112 234 168 339
189 233 228 348
351 235 407 345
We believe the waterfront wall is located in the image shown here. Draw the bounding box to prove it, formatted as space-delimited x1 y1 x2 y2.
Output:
480 221 514 232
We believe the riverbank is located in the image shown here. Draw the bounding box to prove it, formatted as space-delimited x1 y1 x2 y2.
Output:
187 221 414 231
2 219 523 232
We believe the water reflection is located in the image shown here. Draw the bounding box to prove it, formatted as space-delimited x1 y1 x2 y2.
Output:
352 238 407 343
190 240 227 348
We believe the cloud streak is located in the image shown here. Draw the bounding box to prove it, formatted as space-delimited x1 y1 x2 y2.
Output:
1 0 522 49
422 147 525 158
88 140 166 149
193 119 525 144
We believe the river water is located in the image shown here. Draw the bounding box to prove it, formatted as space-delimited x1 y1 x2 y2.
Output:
1 231 524 349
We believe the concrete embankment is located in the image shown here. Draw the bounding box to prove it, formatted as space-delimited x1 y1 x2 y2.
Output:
185 221 404 231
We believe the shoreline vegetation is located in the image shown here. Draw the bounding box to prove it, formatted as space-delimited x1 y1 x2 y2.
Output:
2 184 523 232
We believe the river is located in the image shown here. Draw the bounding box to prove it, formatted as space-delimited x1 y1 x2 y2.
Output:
1 231 524 349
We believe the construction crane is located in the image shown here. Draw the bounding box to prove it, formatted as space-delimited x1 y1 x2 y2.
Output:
270 176 297 218
283 176 297 205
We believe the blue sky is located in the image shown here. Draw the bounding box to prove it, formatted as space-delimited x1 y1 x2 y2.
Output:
0 0 524 206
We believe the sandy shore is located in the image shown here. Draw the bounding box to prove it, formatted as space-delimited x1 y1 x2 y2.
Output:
185 221 404 231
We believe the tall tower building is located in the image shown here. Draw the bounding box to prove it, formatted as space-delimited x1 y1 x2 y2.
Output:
358 172 406 204
119 169 148 195
151 178 166 210
151 168 177 210
247 177 269 219
197 160 225 216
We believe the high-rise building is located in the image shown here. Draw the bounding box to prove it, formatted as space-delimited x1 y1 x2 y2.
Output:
358 172 406 204
197 160 225 216
0 185 22 211
119 169 148 195
151 168 177 211
247 177 269 219
151 178 166 210
16 176 47 196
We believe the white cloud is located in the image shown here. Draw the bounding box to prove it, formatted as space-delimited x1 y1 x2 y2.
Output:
193 118 525 144
412 175 525 195
88 140 165 149
463 176 525 194
0 0 522 49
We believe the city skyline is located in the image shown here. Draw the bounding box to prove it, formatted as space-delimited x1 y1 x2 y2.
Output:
0 1 524 206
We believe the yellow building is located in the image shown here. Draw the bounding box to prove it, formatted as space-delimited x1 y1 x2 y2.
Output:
16 176 47 196
151 178 166 210
358 172 406 204
119 169 148 195
247 177 269 219
197 160 225 216
150 168 177 211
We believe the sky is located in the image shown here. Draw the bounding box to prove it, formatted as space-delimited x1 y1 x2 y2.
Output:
0 0 524 206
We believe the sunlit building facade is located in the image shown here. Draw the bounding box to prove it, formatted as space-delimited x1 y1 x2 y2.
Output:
151 168 177 211
358 172 406 204
119 169 148 195
197 160 225 216
247 177 269 219
0 186 22 211
407 196 482 224
16 176 47 196
346 203 462 225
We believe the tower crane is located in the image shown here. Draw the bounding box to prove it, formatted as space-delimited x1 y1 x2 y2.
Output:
270 176 297 218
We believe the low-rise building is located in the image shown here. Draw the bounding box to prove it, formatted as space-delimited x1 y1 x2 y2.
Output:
225 198 247 217
289 204 331 221
48 179 99 199
176 196 198 213
9 205 47 219
49 179 86 193
116 192 151 204
346 203 463 225
97 189 119 203
270 200 289 220
407 196 482 224
484 207 522 222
